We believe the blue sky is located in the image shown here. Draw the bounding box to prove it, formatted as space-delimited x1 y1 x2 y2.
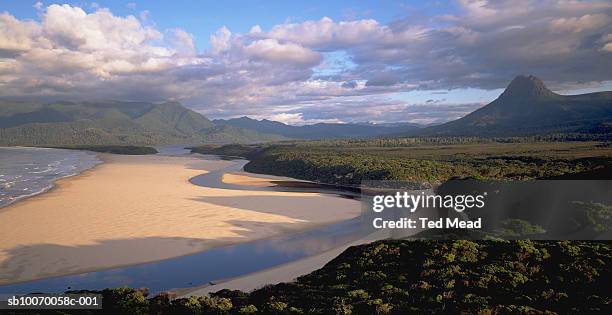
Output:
4 1 451 49
0 1 610 124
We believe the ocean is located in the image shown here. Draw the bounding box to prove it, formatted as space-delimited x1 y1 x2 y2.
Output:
0 147 102 208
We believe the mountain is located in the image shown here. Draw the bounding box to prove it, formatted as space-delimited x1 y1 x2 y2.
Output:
213 116 422 139
417 75 612 136
0 100 284 146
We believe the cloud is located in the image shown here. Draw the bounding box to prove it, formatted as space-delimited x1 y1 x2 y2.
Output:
209 26 232 54
0 1 611 125
0 13 38 56
139 10 150 21
0 4 201 99
550 13 610 33
245 39 321 66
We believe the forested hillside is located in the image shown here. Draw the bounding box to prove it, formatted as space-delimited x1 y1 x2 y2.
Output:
0 100 284 146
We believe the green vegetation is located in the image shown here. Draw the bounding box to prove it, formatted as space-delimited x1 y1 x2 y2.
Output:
21 240 609 314
0 100 284 146
53 145 158 155
192 138 612 185
492 219 547 239
565 201 612 234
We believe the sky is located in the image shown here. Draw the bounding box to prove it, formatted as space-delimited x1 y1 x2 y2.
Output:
0 1 611 125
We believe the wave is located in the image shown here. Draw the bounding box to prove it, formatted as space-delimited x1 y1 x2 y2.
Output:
0 147 103 208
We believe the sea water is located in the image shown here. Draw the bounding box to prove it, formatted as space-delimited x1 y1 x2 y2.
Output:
0 147 102 208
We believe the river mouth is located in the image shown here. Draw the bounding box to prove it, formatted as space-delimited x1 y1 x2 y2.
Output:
0 154 370 295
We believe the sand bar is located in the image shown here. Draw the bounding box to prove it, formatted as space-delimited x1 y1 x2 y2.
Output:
0 154 360 285
222 172 279 187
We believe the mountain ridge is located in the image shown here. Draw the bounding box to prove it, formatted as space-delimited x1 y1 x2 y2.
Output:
1 75 610 145
0 100 285 146
416 75 612 136
213 116 422 139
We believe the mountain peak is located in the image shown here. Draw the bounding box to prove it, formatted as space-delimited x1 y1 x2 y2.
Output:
500 75 555 99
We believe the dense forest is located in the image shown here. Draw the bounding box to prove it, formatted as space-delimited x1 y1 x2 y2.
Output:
6 240 609 314
192 137 612 186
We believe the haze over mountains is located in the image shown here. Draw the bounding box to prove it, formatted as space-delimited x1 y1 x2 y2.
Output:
215 75 612 138
417 75 612 136
213 117 422 139
0 75 610 146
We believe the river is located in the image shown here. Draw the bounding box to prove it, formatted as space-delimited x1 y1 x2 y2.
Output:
0 153 373 295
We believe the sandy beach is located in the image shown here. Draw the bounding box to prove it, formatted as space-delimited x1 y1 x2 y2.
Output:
0 154 360 285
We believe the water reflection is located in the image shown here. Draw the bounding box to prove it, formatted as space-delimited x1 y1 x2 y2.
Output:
0 217 368 295
0 154 368 295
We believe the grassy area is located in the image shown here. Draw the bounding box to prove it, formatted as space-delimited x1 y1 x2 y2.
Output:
192 138 612 185
52 145 158 155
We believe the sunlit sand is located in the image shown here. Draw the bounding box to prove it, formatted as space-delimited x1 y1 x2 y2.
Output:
222 172 280 187
0 154 360 285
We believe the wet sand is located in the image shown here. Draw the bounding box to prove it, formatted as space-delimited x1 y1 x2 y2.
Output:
0 154 360 285
178 230 388 296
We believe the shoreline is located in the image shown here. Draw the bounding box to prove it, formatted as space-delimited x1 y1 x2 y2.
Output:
0 147 103 210
176 229 388 297
0 154 361 286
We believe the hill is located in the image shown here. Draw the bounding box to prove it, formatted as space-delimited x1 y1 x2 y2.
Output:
213 116 422 139
417 75 612 136
0 100 284 146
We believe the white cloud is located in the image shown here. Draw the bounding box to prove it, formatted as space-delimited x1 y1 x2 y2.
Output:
458 0 497 18
249 25 262 34
0 1 610 124
139 10 150 21
0 4 202 98
0 13 38 55
209 26 232 54
265 113 306 124
245 39 321 66
550 13 610 33
263 16 428 49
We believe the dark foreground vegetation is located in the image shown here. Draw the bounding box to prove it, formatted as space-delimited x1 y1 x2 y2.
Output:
51 145 158 155
4 240 609 314
4 137 608 314
192 137 612 185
